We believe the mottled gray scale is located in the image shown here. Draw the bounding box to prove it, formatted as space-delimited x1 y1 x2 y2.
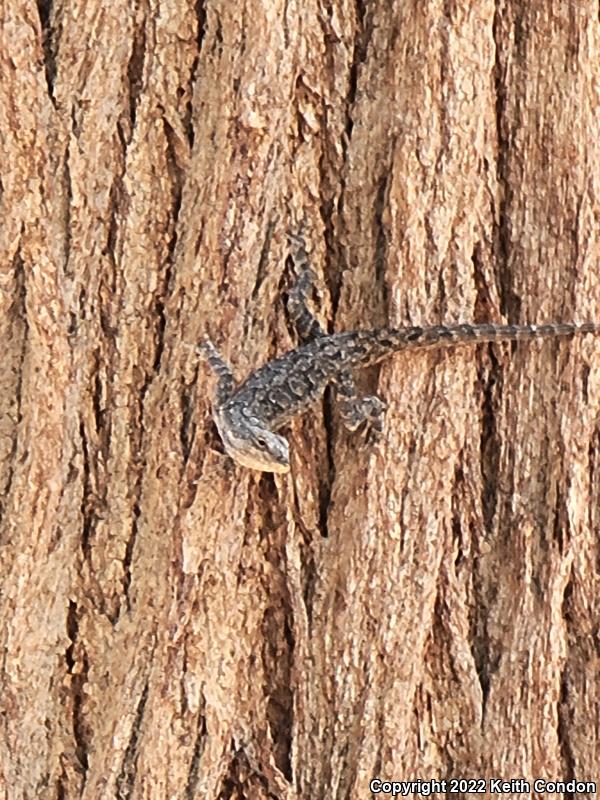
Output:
406 328 423 341
268 387 295 410
285 376 311 401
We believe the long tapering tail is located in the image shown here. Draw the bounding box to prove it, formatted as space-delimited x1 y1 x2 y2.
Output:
336 322 600 368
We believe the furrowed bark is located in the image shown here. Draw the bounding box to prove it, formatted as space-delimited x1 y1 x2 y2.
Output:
1 1 599 797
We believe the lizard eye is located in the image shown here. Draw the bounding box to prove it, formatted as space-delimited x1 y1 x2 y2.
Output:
256 437 268 450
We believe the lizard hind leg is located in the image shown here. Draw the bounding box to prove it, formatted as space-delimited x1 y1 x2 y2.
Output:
335 371 386 443
287 229 385 444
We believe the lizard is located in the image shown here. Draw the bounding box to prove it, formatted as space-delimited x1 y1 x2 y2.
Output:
200 233 599 474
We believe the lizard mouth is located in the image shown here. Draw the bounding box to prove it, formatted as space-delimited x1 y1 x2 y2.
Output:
253 451 290 473
227 448 290 474
267 460 290 474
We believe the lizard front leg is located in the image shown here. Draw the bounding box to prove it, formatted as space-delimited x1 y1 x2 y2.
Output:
199 339 237 405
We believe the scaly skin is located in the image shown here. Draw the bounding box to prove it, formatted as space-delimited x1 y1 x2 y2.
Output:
202 320 600 474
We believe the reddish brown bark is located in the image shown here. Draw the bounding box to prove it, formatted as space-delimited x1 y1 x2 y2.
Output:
1 1 599 798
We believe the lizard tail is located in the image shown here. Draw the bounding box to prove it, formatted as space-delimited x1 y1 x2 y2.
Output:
343 322 600 367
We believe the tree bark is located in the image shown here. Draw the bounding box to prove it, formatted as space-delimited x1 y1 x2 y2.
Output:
1 1 599 798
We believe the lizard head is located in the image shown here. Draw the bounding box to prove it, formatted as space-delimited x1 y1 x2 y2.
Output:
214 409 290 473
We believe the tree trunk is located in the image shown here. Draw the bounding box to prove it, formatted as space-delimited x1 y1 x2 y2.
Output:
1 1 599 798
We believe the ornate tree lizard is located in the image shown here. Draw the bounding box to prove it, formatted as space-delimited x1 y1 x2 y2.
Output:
200 234 599 473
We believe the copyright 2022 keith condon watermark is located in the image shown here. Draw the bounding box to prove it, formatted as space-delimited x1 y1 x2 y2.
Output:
370 778 597 796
